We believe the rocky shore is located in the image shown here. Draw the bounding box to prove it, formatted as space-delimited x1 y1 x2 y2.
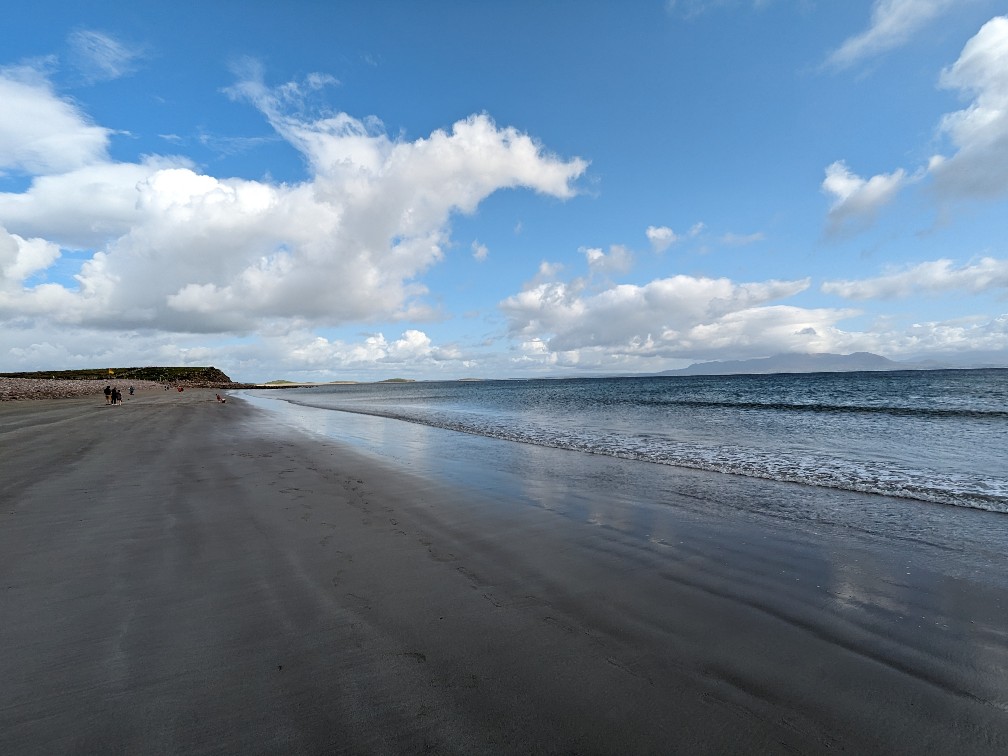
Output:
2 378 177 401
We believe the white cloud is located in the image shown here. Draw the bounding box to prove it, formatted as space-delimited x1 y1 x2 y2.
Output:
646 225 678 252
822 16 1008 232
646 223 708 251
227 64 584 205
269 328 462 372
67 29 142 84
0 67 587 339
500 270 816 359
582 244 633 275
897 314 1008 355
0 157 188 248
0 226 61 289
822 257 1008 299
0 67 111 174
929 16 1008 199
821 160 908 234
826 0 960 69
471 240 489 261
0 320 470 381
498 262 1008 370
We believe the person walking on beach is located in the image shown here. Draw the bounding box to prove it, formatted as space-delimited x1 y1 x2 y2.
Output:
104 385 112 405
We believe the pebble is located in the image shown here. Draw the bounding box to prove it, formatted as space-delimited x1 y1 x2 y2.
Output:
1 378 170 401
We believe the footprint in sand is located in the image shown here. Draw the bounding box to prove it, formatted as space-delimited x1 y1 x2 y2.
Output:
456 565 481 586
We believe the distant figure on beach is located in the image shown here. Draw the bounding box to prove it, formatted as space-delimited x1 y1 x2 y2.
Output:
129 386 134 396
104 385 112 405
113 387 122 405
216 393 227 404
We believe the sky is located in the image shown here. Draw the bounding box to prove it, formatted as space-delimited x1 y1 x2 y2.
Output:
2 0 1008 382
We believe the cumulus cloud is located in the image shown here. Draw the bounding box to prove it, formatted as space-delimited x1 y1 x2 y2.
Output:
0 226 61 289
646 225 678 252
821 160 908 235
499 260 1008 369
822 257 1008 299
226 63 583 204
897 314 1008 355
646 223 708 251
582 244 633 275
0 157 187 248
471 240 489 261
0 66 588 339
929 16 1008 199
0 320 469 380
286 328 460 369
822 16 1008 232
500 269 819 361
0 67 111 174
826 0 960 69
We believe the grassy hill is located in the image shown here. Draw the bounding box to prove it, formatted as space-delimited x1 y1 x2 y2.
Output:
0 366 237 385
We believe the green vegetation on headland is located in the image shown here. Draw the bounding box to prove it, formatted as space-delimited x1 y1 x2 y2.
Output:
0 366 238 385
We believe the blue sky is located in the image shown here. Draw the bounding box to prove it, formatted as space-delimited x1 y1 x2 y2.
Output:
2 0 1007 382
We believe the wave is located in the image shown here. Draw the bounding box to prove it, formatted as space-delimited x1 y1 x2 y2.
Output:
641 398 1008 420
275 397 1008 515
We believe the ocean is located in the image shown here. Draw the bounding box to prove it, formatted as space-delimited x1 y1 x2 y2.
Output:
238 369 1007 575
242 370 1006 512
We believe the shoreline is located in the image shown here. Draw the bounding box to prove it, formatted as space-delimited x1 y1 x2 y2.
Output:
2 391 1006 752
241 387 1008 576
0 377 237 401
0 378 369 401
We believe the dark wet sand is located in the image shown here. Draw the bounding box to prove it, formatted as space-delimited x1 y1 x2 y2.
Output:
2 390 1006 754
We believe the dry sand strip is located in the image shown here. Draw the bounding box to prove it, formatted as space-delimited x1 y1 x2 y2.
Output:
1 390 1007 754
0 378 167 401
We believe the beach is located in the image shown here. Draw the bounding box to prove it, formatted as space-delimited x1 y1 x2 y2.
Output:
0 377 167 401
2 389 1006 754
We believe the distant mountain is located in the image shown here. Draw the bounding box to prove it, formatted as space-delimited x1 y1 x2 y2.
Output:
659 352 909 376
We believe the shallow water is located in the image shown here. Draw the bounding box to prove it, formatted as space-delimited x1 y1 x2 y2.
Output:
241 370 1008 513
237 372 1008 583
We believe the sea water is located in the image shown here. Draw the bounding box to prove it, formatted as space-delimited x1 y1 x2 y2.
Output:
241 370 1008 515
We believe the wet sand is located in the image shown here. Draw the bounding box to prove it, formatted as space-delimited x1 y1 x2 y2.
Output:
1 389 1006 753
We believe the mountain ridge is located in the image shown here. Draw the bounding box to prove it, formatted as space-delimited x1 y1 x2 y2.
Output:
659 352 938 376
